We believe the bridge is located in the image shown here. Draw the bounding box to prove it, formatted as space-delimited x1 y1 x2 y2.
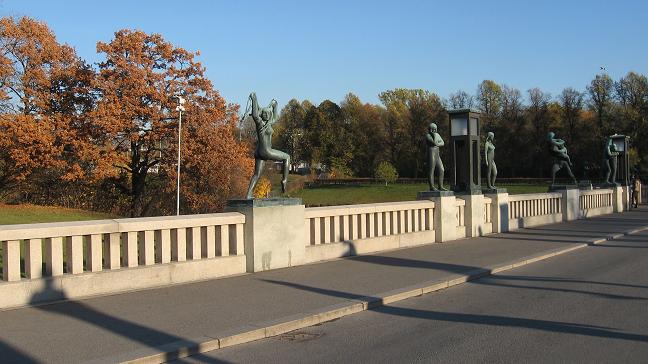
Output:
0 186 644 362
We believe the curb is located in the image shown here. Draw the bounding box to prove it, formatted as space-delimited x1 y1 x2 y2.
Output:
122 225 648 364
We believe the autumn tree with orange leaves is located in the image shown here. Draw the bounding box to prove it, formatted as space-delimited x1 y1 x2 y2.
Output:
0 17 103 197
93 29 252 216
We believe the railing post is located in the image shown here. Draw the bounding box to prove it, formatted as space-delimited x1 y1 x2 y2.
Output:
45 237 64 276
105 233 121 269
2 240 21 281
25 238 43 279
87 234 103 272
66 235 84 274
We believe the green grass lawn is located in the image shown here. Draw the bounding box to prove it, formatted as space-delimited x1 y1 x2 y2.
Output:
0 204 116 226
289 183 548 207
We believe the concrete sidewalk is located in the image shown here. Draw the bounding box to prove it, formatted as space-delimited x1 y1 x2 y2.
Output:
1 208 647 364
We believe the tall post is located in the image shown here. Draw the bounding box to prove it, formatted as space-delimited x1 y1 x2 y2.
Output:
175 95 186 216
176 108 182 216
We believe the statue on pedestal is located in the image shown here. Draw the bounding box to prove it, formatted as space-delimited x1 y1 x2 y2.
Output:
426 122 447 191
547 131 577 185
484 132 498 189
243 92 290 199
602 137 620 185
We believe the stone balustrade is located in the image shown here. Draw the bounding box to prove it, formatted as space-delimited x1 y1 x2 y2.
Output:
508 192 563 229
303 201 436 263
0 186 632 309
579 189 614 217
0 213 246 308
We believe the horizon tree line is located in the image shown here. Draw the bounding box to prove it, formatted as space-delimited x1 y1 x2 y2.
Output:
273 73 648 182
1 16 647 217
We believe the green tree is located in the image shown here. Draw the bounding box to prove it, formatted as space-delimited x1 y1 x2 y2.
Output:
615 72 648 172
379 88 445 177
476 80 502 130
374 161 398 186
341 93 387 177
275 99 306 171
587 73 614 135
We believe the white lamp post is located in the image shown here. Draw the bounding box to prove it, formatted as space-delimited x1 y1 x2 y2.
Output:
175 95 186 215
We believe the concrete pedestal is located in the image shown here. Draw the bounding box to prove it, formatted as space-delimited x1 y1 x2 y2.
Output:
485 191 509 233
418 192 456 242
611 186 625 213
554 186 580 221
227 198 306 272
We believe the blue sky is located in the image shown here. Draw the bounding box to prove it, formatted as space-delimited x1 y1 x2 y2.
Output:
2 0 647 107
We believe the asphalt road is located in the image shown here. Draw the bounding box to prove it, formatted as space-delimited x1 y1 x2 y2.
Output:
179 231 648 364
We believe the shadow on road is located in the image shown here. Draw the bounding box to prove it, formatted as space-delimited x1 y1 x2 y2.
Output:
0 278 230 364
262 278 648 343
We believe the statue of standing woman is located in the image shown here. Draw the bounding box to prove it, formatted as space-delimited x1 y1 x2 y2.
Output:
426 122 447 191
484 132 498 189
244 92 290 199
602 137 619 185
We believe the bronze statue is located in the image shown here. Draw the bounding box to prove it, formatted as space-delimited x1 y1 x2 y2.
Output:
485 132 497 189
548 131 577 185
602 137 619 185
426 122 447 191
243 92 290 199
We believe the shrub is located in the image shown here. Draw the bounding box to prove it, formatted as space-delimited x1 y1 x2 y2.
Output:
253 176 272 198
374 161 398 186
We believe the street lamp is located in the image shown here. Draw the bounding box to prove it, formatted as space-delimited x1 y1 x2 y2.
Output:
611 134 630 186
174 95 186 215
448 109 482 194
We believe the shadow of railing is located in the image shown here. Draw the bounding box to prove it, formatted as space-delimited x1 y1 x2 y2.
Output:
261 278 648 343
0 278 230 364
0 340 40 364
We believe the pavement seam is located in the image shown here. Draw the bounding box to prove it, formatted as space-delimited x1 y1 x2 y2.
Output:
122 223 648 364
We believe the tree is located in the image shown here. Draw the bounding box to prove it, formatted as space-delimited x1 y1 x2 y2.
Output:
374 161 398 186
587 73 614 134
341 93 387 177
379 88 445 177
0 16 99 196
498 85 526 176
93 29 250 216
526 88 552 177
476 80 502 130
558 87 584 146
615 72 648 171
169 90 253 214
275 99 306 171
447 90 474 109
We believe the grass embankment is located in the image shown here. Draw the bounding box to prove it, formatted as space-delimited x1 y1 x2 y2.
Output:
290 183 547 207
0 203 116 226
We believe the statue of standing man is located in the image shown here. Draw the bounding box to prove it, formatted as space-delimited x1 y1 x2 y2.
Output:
244 92 291 199
602 137 619 185
426 122 447 191
547 131 577 185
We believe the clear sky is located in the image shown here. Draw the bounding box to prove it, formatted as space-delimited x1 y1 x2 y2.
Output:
2 0 647 107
